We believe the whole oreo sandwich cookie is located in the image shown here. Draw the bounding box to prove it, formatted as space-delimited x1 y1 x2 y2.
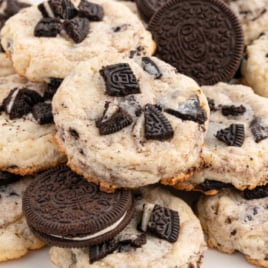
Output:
52 53 209 191
22 165 134 247
148 0 244 85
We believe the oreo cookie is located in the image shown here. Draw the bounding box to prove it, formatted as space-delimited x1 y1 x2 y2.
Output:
148 0 244 85
22 165 134 247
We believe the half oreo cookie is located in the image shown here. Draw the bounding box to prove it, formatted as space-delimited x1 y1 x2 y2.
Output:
148 0 244 85
22 165 134 247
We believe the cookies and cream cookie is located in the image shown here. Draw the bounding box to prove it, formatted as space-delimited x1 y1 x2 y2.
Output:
0 74 65 175
52 53 209 191
229 0 268 45
0 0 155 82
49 186 206 268
197 187 268 268
241 32 268 98
0 172 44 261
175 82 268 194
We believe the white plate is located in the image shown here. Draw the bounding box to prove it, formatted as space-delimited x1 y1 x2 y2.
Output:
0 0 259 267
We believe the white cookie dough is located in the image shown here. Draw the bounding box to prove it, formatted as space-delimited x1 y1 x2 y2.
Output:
197 188 268 268
50 186 207 268
241 32 268 97
229 0 268 45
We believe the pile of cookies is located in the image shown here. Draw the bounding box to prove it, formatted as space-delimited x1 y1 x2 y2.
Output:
0 0 267 267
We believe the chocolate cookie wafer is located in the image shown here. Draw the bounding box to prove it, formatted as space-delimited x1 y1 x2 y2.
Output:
148 0 244 85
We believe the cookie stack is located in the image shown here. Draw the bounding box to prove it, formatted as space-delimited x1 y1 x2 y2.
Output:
0 0 267 268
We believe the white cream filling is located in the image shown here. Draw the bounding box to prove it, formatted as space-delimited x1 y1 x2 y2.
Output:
43 1 55 18
6 88 19 114
140 203 154 232
50 211 128 241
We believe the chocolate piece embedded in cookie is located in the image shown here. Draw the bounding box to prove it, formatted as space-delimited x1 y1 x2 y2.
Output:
215 123 245 147
144 104 174 140
140 203 179 242
135 0 167 21
32 102 53 125
141 56 162 79
100 63 140 96
44 77 63 100
34 17 62 37
0 171 21 186
2 87 43 119
148 0 244 85
38 0 77 19
78 0 104 21
64 16 89 43
23 165 134 247
243 184 268 200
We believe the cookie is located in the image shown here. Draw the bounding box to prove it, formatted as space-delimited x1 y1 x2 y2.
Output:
197 188 268 268
23 165 135 247
229 0 268 45
50 186 207 268
0 0 155 82
0 0 31 77
175 82 268 194
0 74 66 175
147 0 244 85
52 53 209 191
0 175 44 261
241 32 268 97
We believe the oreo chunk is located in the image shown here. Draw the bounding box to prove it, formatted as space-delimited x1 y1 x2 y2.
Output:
89 239 118 263
207 98 217 112
34 17 62 37
2 88 43 119
0 171 21 186
250 118 268 143
243 184 268 200
38 0 77 19
148 0 244 85
199 179 232 192
89 233 146 263
64 17 89 43
215 123 245 147
141 57 162 79
100 63 140 97
221 104 246 116
96 104 133 135
78 0 104 21
32 102 53 125
140 203 179 242
135 0 167 21
165 96 207 124
44 77 63 100
22 165 134 247
144 104 174 141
